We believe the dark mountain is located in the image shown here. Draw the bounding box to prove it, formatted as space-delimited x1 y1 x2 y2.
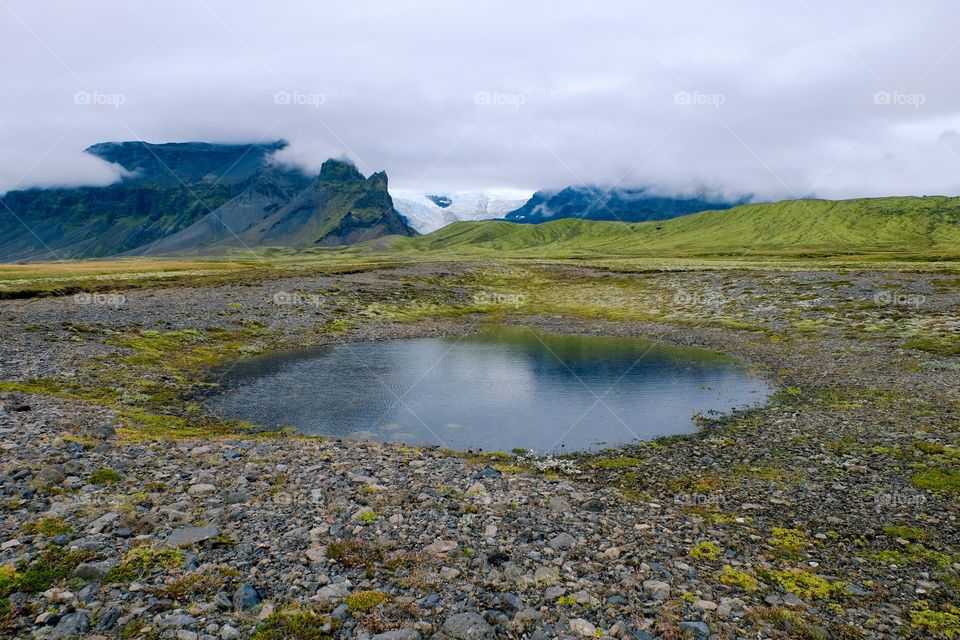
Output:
504 186 742 224
0 140 310 261
128 158 414 254
226 159 414 249
0 141 414 260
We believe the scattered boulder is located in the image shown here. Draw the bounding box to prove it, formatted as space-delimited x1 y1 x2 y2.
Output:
233 583 261 611
438 612 495 640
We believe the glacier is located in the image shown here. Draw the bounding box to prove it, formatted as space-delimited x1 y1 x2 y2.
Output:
391 189 531 234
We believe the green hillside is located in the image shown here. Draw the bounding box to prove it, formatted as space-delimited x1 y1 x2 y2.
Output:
386 196 960 259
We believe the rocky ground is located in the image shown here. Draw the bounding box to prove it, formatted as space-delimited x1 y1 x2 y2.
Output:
0 262 958 639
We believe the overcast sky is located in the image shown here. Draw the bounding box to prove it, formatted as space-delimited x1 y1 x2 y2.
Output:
2 0 959 200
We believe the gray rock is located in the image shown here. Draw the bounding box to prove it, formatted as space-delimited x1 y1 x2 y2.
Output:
158 613 198 628
167 525 219 547
224 490 251 504
87 423 117 440
515 608 543 625
220 624 242 640
37 465 66 485
48 612 89 638
679 621 709 639
783 592 804 607
233 583 260 610
498 593 522 610
547 532 577 550
75 559 115 581
569 618 596 637
372 629 422 640
94 606 121 632
316 583 350 602
844 583 872 597
440 612 495 640
641 579 670 602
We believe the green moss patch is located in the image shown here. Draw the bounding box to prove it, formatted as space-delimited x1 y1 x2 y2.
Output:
253 611 331 640
105 547 184 583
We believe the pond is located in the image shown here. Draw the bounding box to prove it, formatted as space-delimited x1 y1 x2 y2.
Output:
206 326 772 453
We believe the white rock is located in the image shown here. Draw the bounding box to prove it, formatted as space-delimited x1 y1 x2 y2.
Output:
188 483 216 495
220 624 241 640
305 545 326 563
424 539 458 555
258 603 275 620
569 618 597 637
439 567 461 580
88 511 119 533
642 579 671 602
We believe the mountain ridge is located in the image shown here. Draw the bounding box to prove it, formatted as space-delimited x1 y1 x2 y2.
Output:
386 196 960 258
503 185 743 224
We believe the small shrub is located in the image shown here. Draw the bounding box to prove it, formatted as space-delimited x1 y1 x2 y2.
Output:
765 568 845 600
253 611 331 640
325 540 385 567
105 547 183 583
882 525 928 541
345 590 389 612
89 467 124 485
690 541 722 561
0 549 92 596
718 565 758 591
120 620 149 639
746 607 828 640
151 572 226 600
768 528 809 558
22 517 73 537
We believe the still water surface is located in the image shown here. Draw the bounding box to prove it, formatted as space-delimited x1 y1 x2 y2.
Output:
207 327 772 452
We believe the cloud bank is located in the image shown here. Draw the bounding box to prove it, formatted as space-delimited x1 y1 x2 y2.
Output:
2 0 959 200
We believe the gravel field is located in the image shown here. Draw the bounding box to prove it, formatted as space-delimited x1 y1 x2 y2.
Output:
0 262 957 639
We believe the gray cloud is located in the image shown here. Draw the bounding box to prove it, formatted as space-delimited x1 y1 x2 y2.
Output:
2 0 959 200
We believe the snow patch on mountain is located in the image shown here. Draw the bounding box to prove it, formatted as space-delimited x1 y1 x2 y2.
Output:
392 189 531 233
